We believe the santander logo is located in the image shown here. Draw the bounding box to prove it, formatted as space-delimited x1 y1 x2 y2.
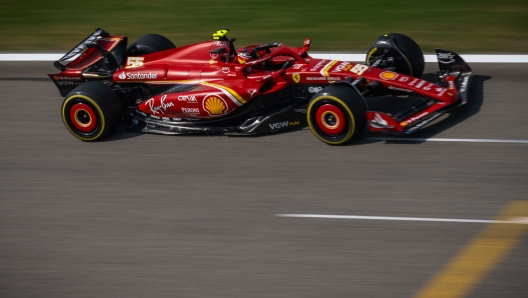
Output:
118 71 157 80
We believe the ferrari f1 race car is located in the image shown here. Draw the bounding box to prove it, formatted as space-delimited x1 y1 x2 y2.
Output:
49 29 472 145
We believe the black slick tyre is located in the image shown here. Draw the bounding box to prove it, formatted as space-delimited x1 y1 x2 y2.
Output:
61 81 122 141
307 85 367 145
366 33 424 78
127 34 176 56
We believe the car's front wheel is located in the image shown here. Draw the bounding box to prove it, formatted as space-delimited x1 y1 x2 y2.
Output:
307 85 367 145
366 33 425 78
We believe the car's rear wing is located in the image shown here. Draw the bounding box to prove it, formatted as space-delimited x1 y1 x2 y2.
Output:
53 28 110 71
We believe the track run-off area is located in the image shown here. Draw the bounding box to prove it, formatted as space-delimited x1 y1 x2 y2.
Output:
1 59 527 298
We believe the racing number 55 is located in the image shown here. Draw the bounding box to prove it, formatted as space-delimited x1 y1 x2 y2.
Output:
126 57 144 68
350 64 368 76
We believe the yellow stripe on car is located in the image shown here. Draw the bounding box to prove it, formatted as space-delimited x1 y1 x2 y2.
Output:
321 60 338 77
201 82 247 105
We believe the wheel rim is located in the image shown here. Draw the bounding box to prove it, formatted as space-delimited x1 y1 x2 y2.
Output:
315 104 346 135
69 102 97 133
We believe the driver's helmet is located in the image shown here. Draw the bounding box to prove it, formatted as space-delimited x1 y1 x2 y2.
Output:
237 46 265 64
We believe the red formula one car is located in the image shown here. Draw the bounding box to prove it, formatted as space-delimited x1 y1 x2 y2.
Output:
49 29 472 145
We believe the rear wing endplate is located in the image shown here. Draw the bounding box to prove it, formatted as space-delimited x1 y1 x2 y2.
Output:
54 28 109 71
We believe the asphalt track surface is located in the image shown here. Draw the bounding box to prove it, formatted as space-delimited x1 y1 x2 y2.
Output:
1 62 527 298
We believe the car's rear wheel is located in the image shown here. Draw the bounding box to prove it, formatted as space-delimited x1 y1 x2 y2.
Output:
307 85 367 145
126 34 176 56
61 81 122 141
366 33 424 78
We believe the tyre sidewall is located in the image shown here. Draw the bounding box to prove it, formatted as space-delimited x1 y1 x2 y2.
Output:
61 81 122 141
390 33 424 78
62 94 106 141
307 85 366 145
366 33 424 78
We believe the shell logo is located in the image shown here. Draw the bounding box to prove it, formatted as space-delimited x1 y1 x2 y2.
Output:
203 95 227 115
379 71 398 80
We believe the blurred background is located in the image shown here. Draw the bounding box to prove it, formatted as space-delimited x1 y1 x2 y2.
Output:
1 0 528 53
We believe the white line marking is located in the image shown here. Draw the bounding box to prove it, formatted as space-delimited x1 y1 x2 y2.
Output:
0 54 64 61
276 214 528 224
310 53 528 63
366 137 528 144
1 53 528 63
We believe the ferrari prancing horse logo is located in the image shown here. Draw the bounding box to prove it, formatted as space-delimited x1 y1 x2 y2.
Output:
292 73 301 83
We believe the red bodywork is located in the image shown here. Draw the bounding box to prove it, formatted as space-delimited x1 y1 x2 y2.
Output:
49 30 465 134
